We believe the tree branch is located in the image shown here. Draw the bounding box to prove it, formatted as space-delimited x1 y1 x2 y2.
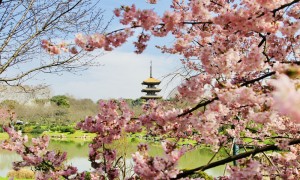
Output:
210 0 223 7
271 0 300 17
240 71 275 87
0 1 106 84
106 21 213 35
174 138 300 179
281 61 300 65
177 71 276 117
42 0 83 30
258 33 266 48
106 25 141 35
177 97 219 117
0 0 34 54
183 21 213 25
0 51 85 82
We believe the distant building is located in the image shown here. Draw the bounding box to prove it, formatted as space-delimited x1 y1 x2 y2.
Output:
0 85 52 104
141 61 162 100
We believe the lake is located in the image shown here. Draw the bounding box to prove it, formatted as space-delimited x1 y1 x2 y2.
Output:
0 139 226 178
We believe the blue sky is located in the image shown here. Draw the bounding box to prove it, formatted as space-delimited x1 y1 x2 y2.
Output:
32 0 183 101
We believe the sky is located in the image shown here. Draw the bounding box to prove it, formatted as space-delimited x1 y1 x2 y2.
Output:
32 0 183 101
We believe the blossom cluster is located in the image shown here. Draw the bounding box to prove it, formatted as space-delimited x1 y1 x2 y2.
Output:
41 40 69 55
1 127 78 179
76 100 138 178
132 142 185 179
0 108 16 124
270 74 300 124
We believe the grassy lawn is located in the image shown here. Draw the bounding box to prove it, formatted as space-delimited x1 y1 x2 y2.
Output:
44 130 150 144
0 133 8 140
42 130 96 142
1 130 96 143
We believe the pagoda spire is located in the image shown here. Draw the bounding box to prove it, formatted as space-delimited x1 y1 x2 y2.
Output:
141 61 162 100
150 60 152 78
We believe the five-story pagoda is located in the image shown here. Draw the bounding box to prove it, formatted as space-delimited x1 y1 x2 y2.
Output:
141 62 162 100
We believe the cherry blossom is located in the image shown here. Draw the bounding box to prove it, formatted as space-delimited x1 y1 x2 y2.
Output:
270 74 300 124
132 141 184 179
1 127 78 179
146 0 157 4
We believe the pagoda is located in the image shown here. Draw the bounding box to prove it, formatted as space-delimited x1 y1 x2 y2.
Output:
141 62 162 100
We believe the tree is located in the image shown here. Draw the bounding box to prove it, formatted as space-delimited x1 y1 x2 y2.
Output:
51 95 70 108
0 0 109 86
1 0 300 179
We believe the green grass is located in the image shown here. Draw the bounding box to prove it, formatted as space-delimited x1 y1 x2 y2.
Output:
42 130 96 141
0 133 9 140
243 137 275 145
44 129 151 144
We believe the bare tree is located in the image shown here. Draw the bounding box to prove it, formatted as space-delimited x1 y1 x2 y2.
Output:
0 0 110 86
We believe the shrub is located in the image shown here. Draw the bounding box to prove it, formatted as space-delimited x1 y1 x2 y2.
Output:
14 124 23 131
31 125 45 134
84 171 91 180
68 128 76 134
131 137 138 142
50 126 59 132
59 126 75 133
51 125 76 134
7 168 35 179
0 100 18 110
51 95 70 108
22 126 33 133
188 171 213 180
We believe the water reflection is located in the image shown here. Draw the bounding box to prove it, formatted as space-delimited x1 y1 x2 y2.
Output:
0 151 22 178
0 140 226 178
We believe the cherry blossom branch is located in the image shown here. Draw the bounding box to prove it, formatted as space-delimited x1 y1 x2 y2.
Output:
106 21 213 36
110 1 298 39
241 136 292 141
205 145 222 166
106 25 141 35
240 71 275 87
257 33 272 62
210 0 223 7
177 97 219 117
174 138 300 179
183 21 213 25
223 138 236 176
177 71 276 118
281 61 300 65
263 51 271 62
258 33 267 48
262 151 281 174
271 0 300 17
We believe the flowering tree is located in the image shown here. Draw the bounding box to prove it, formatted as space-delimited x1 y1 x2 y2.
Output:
2 0 300 179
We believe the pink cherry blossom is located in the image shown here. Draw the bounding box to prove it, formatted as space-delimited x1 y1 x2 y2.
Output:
146 0 157 4
1 127 78 179
270 74 300 124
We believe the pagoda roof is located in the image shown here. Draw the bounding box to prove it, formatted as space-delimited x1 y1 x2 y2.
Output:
141 88 161 92
141 95 162 99
142 77 161 85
